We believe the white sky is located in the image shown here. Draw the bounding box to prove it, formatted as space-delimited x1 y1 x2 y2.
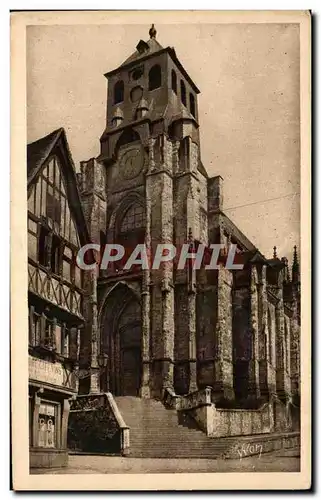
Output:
27 22 300 262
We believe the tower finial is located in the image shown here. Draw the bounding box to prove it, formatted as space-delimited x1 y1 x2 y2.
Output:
149 24 157 39
292 245 300 283
273 246 277 259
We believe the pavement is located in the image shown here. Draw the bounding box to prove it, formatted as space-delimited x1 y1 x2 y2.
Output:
31 447 300 474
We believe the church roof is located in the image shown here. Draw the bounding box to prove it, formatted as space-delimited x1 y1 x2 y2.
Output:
105 27 200 94
27 128 92 248
121 37 164 67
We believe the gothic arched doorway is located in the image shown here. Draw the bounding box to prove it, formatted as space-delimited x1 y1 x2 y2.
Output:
100 285 142 396
118 301 142 396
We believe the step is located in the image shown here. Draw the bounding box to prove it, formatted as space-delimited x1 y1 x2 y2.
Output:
113 396 299 459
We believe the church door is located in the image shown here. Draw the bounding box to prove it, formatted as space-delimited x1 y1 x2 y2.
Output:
119 322 141 396
101 288 142 396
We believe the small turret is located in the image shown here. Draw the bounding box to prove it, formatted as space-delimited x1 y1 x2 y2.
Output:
136 97 149 120
111 107 124 128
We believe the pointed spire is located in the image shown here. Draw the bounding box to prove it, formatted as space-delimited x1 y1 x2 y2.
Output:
149 23 157 39
292 245 300 283
273 246 277 259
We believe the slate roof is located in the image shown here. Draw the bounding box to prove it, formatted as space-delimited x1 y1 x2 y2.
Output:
105 38 200 94
27 128 75 185
121 37 164 67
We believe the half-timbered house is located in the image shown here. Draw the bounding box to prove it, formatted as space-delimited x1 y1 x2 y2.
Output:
27 128 91 468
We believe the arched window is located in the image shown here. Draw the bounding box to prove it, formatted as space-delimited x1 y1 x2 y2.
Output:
180 80 186 107
171 70 177 94
148 64 162 91
189 93 196 117
120 204 146 233
114 80 124 104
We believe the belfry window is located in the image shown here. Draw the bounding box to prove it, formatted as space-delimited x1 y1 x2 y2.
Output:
148 65 161 91
114 80 124 104
189 93 196 118
171 70 177 94
180 80 186 107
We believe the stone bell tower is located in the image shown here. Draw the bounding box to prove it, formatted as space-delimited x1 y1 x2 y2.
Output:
97 25 208 399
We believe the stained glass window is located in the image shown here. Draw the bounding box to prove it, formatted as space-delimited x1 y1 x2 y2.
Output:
120 204 145 233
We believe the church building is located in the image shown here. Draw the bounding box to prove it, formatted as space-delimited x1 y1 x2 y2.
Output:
28 26 301 462
77 25 301 406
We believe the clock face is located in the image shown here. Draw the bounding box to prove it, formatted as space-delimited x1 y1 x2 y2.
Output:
119 146 144 180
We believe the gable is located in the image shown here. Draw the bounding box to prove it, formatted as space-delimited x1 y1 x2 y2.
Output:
28 154 80 247
27 128 91 249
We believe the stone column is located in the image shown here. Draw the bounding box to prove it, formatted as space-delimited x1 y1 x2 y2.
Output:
32 392 41 447
275 290 291 399
140 189 151 398
187 285 198 392
213 267 234 402
89 269 100 394
248 266 261 400
161 280 175 391
146 136 175 397
173 140 200 395
258 266 276 398
140 281 151 398
290 297 300 396
61 399 70 449
55 403 62 449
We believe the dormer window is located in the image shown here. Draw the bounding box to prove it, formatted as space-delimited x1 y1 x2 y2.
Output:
136 39 149 55
149 64 161 91
114 80 124 104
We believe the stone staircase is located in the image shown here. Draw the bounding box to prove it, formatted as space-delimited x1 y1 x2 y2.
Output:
114 396 256 459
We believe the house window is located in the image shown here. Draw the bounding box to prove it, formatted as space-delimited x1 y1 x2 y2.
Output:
28 217 38 261
50 234 61 274
55 323 62 354
62 245 73 282
180 80 186 107
148 64 161 91
75 263 82 289
171 70 177 94
46 191 61 225
38 226 50 267
44 317 55 350
68 327 79 362
38 403 57 448
114 80 124 104
189 93 196 118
